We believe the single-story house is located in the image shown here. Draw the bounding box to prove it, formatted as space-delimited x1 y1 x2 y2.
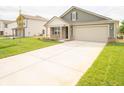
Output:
4 14 48 37
45 6 119 42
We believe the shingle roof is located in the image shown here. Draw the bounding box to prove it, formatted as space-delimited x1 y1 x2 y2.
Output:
0 19 15 24
21 14 48 21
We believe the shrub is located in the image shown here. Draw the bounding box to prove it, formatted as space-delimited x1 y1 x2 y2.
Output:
38 37 57 42
117 34 124 39
120 21 124 33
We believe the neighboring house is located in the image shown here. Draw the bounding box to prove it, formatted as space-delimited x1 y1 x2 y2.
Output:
4 14 48 37
4 21 17 36
45 6 119 42
0 20 13 36
15 14 48 37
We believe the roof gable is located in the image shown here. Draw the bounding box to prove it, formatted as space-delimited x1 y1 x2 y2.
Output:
45 16 69 26
60 6 112 20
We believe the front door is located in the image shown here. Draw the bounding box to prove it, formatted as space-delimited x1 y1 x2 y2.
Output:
23 29 25 37
0 31 4 35
65 27 68 39
15 30 18 36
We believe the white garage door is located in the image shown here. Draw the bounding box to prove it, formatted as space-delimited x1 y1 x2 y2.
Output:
73 25 109 42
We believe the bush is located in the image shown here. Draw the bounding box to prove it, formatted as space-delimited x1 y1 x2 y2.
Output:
120 21 124 33
38 37 57 42
117 34 124 39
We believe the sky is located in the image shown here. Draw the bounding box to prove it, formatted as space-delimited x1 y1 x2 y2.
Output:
0 6 124 21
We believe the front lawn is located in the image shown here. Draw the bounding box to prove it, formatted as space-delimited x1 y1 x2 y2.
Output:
0 38 59 59
77 42 124 86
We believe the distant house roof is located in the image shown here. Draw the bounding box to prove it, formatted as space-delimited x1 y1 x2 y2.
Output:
21 14 48 21
0 19 15 24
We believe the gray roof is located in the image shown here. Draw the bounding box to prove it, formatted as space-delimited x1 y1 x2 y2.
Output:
21 14 48 21
0 19 15 24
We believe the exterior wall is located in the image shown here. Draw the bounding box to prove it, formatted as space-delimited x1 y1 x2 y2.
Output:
109 22 119 39
109 23 114 38
25 19 46 37
114 21 119 38
0 21 17 36
0 21 5 31
4 22 17 36
61 8 106 23
1 19 47 37
46 27 51 38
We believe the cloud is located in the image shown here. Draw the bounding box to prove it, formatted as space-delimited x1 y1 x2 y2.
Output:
0 6 123 21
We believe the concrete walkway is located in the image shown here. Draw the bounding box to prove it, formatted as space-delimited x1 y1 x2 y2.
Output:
0 41 106 85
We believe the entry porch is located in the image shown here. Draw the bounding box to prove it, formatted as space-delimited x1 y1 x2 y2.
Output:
45 16 73 41
49 26 72 40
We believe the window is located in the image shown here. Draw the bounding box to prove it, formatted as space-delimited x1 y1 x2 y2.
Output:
0 23 1 28
4 24 8 28
23 23 25 26
51 28 55 35
51 27 60 35
55 27 60 34
0 31 4 35
24 19 28 27
28 32 30 36
42 29 45 34
71 11 77 21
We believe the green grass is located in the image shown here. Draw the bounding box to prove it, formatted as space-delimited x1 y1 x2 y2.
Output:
0 36 5 39
0 38 59 59
77 42 124 86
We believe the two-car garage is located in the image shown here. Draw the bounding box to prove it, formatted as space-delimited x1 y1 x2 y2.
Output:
73 25 109 42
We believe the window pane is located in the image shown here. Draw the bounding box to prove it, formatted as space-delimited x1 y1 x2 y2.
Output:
72 11 77 21
4 24 8 28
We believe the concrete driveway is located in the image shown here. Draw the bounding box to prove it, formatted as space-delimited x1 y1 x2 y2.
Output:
0 41 106 85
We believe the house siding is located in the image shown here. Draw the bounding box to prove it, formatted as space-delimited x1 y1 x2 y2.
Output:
25 19 46 36
109 23 114 38
61 8 106 23
3 19 47 37
0 21 5 31
4 22 17 36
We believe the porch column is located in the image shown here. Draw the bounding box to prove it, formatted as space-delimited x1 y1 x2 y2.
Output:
60 27 62 39
68 25 71 40
46 26 48 38
12 29 14 38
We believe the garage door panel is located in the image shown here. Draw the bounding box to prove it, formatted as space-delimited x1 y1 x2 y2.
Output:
74 25 108 42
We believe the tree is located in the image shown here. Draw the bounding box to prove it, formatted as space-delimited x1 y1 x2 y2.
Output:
120 21 124 34
16 8 25 37
16 15 25 37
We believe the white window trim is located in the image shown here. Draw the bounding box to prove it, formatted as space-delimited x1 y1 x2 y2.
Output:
71 11 77 21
